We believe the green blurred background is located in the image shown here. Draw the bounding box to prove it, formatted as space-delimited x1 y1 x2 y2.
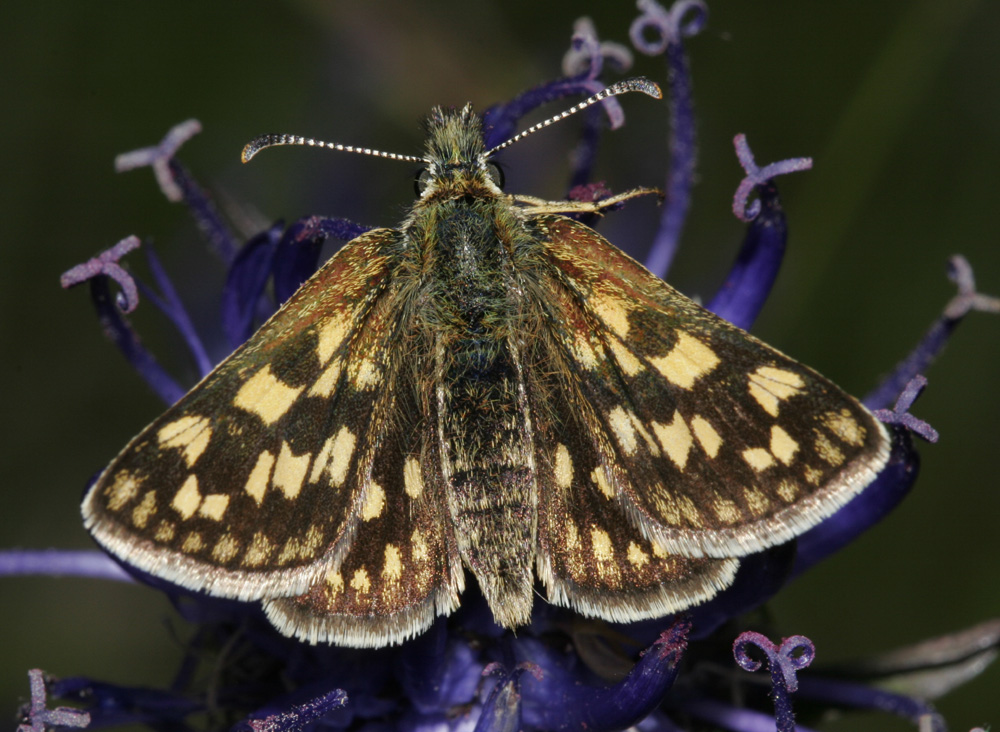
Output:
2 2 998 730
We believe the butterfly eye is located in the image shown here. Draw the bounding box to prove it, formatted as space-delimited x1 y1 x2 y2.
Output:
486 161 505 189
414 167 433 196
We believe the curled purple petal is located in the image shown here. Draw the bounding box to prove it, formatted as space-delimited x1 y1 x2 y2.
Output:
732 134 813 222
873 374 939 442
562 17 633 79
865 255 1000 410
520 618 689 732
114 119 202 202
60 235 141 313
707 181 787 329
0 549 132 582
18 670 90 732
636 0 708 278
630 0 708 56
734 632 815 732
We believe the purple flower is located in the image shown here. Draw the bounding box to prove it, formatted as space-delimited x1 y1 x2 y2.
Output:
7 3 999 731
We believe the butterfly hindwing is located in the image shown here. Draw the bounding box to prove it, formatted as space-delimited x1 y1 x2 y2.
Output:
82 228 408 601
263 376 465 648
533 214 891 559
532 372 740 623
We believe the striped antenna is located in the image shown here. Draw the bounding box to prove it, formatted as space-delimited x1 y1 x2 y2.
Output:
485 77 662 158
241 133 425 165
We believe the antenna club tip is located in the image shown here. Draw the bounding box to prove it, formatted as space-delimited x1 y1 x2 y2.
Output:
628 77 663 100
240 144 256 164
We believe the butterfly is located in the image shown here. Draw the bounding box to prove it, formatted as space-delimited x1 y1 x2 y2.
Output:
82 78 890 648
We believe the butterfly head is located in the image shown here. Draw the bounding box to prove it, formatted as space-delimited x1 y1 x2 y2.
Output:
417 104 502 201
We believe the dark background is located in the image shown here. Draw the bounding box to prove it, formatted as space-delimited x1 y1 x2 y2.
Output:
2 2 998 731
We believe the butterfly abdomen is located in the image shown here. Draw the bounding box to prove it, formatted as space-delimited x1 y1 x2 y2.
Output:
422 203 538 628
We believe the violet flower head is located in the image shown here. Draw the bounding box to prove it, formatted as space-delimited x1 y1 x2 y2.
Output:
8 3 999 731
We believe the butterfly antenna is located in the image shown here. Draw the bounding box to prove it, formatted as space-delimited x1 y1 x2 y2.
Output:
241 133 425 165
484 77 662 158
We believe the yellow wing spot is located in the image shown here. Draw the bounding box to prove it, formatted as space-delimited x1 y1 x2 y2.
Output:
325 569 345 596
770 425 799 465
565 522 581 550
350 357 382 389
351 567 371 594
245 450 275 506
277 537 303 565
650 541 667 559
157 415 212 467
628 411 660 456
652 411 694 470
690 415 722 458
648 332 720 389
712 498 741 524
803 465 824 486
757 366 805 389
652 489 683 526
309 436 335 484
243 532 274 567
181 531 204 553
744 487 772 516
742 447 775 472
198 494 230 521
383 544 403 582
301 524 324 559
106 470 142 511
608 405 638 455
212 534 240 563
154 520 175 542
131 490 157 529
776 480 799 502
328 427 356 487
590 527 615 562
814 431 846 467
361 481 386 521
607 336 644 376
748 366 805 417
591 295 632 339
171 475 202 520
590 467 615 499
273 441 311 500
554 444 573 489
316 316 351 364
411 529 429 562
234 366 305 425
571 332 599 369
627 542 650 569
679 495 704 527
823 408 866 447
404 456 423 498
308 357 343 398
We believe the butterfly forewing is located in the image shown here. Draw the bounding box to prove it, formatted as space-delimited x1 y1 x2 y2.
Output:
535 215 891 559
82 229 406 601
